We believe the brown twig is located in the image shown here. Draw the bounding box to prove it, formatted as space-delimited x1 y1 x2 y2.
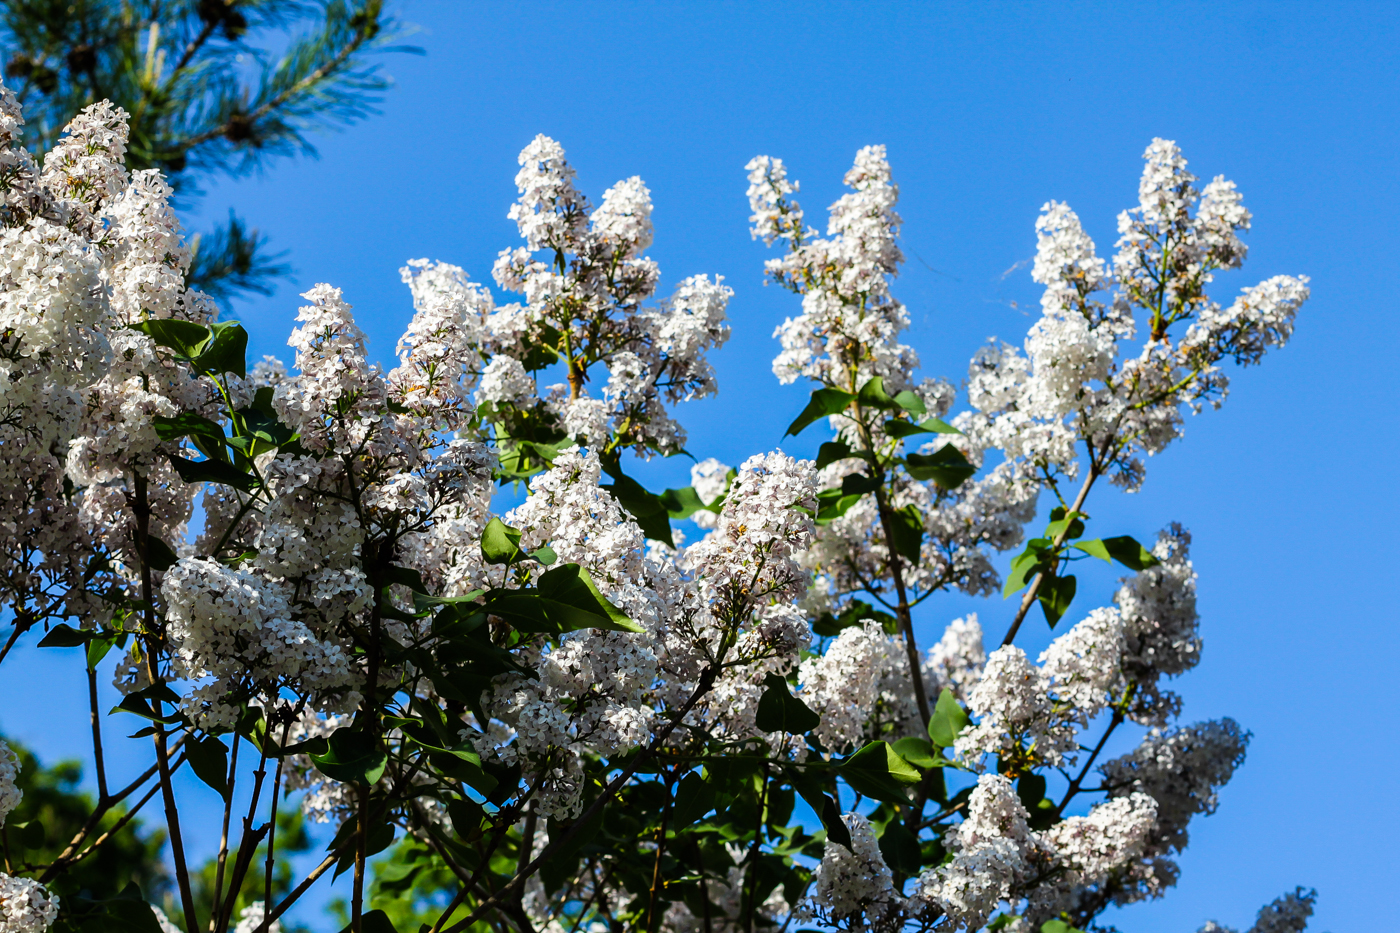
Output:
1001 466 1100 647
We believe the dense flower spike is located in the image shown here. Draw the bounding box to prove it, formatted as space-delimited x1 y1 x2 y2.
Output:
0 77 1317 933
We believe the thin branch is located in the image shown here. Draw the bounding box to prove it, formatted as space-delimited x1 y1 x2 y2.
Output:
134 470 199 933
1056 710 1123 816
87 664 109 799
1001 465 1100 647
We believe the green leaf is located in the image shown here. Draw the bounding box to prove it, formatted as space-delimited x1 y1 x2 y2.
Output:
111 694 183 725
152 412 225 443
541 805 605 895
877 820 922 875
657 485 706 519
484 564 643 634
537 563 642 632
37 623 90 648
61 883 167 933
532 545 558 566
310 727 387 786
144 536 179 573
169 454 257 492
671 772 717 828
785 387 855 437
856 376 900 410
87 632 122 670
599 460 675 545
888 504 925 564
191 321 248 377
12 820 44 849
446 797 485 839
384 565 429 595
755 674 821 735
1102 535 1161 571
814 440 854 470
1072 539 1112 561
338 909 399 933
839 741 919 805
1041 921 1086 933
883 417 963 440
128 319 210 358
1038 573 1077 627
1017 773 1059 831
892 389 927 415
1044 508 1086 542
928 688 970 748
787 768 852 850
905 443 976 489
1003 538 1052 598
812 599 898 638
891 736 943 771
480 517 524 565
232 402 300 455
186 734 230 798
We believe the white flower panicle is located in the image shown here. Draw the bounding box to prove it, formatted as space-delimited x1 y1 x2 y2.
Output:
41 100 129 235
957 138 1309 493
389 258 495 429
1197 888 1317 933
922 614 986 702
745 155 805 246
161 558 356 729
0 873 57 933
956 645 1077 768
1116 524 1201 725
916 775 1036 931
800 621 906 752
688 451 818 606
759 145 918 391
1040 607 1126 719
0 742 20 827
1100 718 1250 856
804 814 902 929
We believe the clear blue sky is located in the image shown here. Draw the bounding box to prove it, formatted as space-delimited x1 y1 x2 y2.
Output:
3 2 1395 930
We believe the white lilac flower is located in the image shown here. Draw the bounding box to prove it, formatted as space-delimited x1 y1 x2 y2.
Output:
1040 606 1126 719
1100 718 1250 856
0 741 20 827
956 645 1077 768
0 873 58 933
804 813 903 929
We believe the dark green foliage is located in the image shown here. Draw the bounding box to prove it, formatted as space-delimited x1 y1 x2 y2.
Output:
0 740 168 903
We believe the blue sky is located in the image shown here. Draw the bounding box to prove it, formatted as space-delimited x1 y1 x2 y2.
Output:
3 2 1396 930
